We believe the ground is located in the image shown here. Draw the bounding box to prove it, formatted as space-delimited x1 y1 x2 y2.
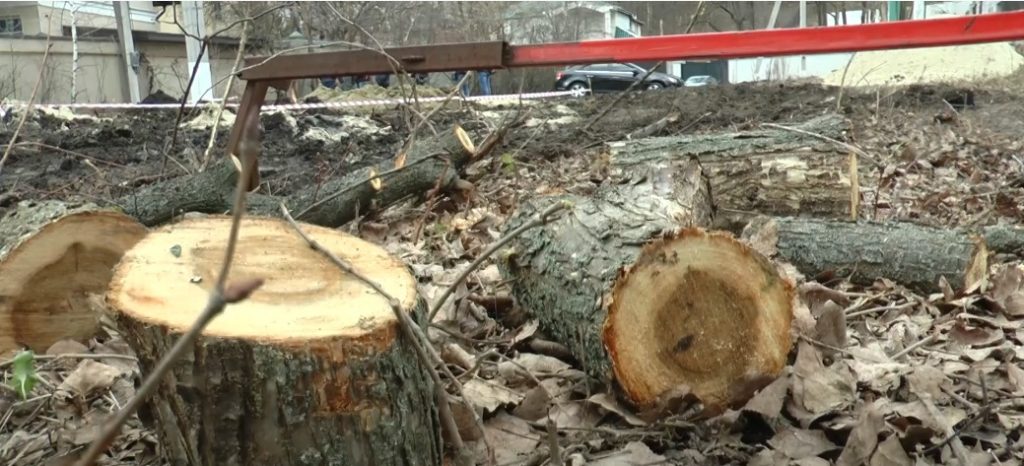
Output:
2 69 1024 465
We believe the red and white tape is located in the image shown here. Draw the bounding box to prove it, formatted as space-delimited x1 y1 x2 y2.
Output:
4 89 587 113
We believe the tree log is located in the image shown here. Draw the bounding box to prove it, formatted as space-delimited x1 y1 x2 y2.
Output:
118 125 477 227
605 114 858 228
742 216 988 294
0 200 147 353
106 216 441 466
497 161 795 417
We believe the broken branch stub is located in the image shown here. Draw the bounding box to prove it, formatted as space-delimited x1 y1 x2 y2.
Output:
105 215 442 466
497 159 795 418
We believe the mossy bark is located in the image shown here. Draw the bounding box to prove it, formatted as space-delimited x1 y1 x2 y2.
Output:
497 161 714 384
115 305 442 466
117 127 476 227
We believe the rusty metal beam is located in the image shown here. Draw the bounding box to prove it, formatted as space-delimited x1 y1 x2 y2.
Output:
240 41 506 81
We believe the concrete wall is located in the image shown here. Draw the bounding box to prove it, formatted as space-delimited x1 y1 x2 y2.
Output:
0 35 241 104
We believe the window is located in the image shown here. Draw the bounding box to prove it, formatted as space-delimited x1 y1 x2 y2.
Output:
0 16 22 35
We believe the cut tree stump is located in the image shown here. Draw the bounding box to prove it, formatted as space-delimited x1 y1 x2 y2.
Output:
0 200 147 353
605 114 861 229
498 161 795 417
118 125 478 227
742 216 988 294
106 216 441 466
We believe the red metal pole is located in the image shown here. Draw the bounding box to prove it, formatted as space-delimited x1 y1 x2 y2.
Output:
507 10 1024 67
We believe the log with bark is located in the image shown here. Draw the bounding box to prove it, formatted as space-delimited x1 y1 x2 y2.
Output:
117 125 478 227
106 215 441 466
742 216 988 294
0 200 147 353
498 160 795 418
604 114 862 230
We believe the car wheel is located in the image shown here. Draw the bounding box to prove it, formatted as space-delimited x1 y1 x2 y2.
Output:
568 82 589 95
645 82 664 90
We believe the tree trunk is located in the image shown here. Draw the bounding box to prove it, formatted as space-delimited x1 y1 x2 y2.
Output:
106 216 442 466
498 161 795 418
119 125 477 227
606 114 858 227
743 216 988 294
0 200 147 353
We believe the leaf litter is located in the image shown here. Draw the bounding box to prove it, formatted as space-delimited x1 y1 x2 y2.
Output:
5 74 1024 465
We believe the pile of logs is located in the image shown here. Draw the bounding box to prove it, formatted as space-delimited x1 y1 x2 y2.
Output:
0 115 1013 465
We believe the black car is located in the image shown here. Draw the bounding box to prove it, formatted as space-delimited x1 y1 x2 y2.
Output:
554 63 682 93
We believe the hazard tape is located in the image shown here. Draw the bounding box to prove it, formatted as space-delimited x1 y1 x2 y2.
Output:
3 88 589 113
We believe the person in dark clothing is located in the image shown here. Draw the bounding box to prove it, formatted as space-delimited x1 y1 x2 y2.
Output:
375 74 390 88
453 70 470 96
477 69 492 95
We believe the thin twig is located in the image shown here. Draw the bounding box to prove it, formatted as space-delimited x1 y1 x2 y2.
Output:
200 25 248 171
762 122 883 169
426 201 572 324
0 28 53 184
279 203 479 466
891 332 937 360
546 416 562 466
74 142 264 466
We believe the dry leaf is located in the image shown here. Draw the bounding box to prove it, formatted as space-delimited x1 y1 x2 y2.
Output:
814 300 848 353
949 320 1004 347
587 441 666 466
46 340 88 356
441 343 475 371
449 396 484 441
1006 362 1024 394
799 282 851 316
587 393 647 426
58 360 121 398
463 378 524 414
742 370 790 419
846 344 907 393
836 402 885 466
513 383 553 422
769 427 837 459
740 216 779 258
906 365 950 399
792 342 857 416
484 412 540 465
394 151 407 169
986 265 1024 317
545 400 601 430
497 353 571 383
869 434 913 466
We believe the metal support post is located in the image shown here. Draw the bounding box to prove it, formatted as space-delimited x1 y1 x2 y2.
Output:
181 1 214 103
113 1 141 103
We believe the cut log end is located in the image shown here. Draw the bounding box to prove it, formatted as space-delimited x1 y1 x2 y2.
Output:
107 215 440 465
0 202 147 353
108 216 418 345
603 229 794 417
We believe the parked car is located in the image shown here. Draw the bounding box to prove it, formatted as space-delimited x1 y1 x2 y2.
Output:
683 75 719 87
554 63 682 93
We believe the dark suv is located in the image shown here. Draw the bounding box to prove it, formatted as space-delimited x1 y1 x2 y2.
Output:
554 63 682 93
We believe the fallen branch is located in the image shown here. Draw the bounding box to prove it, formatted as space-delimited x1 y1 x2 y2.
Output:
74 141 263 466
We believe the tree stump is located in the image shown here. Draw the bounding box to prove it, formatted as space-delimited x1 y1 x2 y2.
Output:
498 161 795 417
106 215 441 466
0 200 147 353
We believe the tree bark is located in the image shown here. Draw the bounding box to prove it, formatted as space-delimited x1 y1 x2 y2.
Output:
118 125 477 227
743 216 988 294
498 161 794 418
107 216 442 466
0 200 147 353
605 114 858 228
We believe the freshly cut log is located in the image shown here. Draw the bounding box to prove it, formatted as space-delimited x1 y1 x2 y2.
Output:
498 161 795 418
743 216 988 294
106 216 441 466
605 114 860 228
0 200 147 353
119 124 478 227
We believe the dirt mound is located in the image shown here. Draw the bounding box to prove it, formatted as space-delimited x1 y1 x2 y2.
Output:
824 41 1024 87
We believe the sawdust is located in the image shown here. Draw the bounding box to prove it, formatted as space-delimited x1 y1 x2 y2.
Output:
824 42 1024 87
305 83 448 102
182 105 235 129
